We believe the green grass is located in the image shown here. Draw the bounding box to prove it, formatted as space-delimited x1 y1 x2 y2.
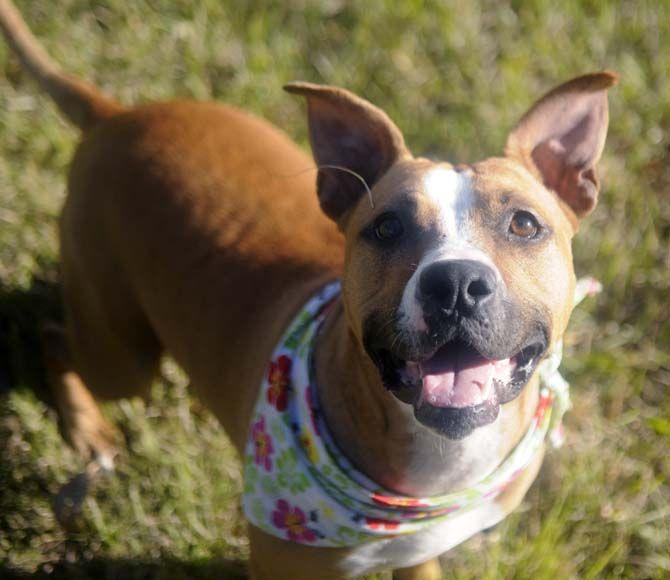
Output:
1 0 669 578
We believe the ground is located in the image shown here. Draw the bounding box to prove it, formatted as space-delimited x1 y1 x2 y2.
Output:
0 0 669 578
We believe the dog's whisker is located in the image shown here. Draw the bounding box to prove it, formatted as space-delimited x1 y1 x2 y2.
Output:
316 165 374 209
271 164 375 209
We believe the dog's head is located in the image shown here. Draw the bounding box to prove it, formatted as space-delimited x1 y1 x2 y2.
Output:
286 73 615 439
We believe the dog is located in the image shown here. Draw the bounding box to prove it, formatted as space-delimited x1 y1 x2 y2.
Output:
0 1 616 578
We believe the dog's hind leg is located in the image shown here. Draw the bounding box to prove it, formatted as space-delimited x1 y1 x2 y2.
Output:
41 322 123 527
42 246 164 466
41 250 163 526
41 323 120 468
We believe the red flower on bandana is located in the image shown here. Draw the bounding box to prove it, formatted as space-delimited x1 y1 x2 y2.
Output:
364 517 400 531
534 391 553 419
252 416 274 471
271 500 317 543
267 355 292 411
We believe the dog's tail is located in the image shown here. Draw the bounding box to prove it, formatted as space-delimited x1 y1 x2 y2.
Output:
0 0 123 130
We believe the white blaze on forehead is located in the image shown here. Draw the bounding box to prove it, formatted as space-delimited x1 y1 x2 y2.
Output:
423 166 473 240
399 166 502 335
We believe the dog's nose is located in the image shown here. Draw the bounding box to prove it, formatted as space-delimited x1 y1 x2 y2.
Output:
418 259 497 316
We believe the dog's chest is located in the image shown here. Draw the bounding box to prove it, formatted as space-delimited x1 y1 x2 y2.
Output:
339 499 506 576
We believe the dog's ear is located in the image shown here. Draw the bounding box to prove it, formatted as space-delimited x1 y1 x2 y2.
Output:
285 82 410 223
505 71 617 223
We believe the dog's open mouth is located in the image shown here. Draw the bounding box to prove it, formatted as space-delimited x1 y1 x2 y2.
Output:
372 338 546 438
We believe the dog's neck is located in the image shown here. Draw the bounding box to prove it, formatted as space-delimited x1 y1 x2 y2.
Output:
314 299 540 497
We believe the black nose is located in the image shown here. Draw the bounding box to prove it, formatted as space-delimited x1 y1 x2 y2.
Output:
418 259 497 316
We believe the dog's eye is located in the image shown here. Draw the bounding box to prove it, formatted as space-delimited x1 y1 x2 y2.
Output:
509 211 540 239
374 213 404 242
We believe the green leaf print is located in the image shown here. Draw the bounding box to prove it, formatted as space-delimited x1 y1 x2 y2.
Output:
261 474 280 496
276 448 310 493
284 311 312 349
332 470 351 490
296 326 316 358
339 495 356 510
270 417 287 443
335 526 370 545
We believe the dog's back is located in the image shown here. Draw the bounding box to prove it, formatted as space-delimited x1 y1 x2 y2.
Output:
64 99 342 446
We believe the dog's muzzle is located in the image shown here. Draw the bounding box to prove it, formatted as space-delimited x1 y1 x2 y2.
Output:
367 259 549 439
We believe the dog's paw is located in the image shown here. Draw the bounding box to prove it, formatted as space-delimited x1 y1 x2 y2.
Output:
62 402 119 468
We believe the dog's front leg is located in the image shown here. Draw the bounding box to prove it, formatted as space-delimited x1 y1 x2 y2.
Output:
248 525 353 580
393 558 442 580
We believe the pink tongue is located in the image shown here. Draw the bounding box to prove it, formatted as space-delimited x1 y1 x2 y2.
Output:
420 345 510 408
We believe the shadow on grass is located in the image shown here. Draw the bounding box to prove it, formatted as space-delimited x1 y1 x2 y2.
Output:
0 275 61 399
0 557 247 580
0 277 249 579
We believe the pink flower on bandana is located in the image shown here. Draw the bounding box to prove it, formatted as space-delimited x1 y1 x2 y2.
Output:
267 355 292 411
272 500 317 543
252 416 274 471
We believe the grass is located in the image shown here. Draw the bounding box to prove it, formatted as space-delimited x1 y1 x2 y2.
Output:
1 0 669 578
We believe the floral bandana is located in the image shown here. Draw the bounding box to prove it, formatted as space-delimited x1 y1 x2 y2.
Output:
242 278 601 547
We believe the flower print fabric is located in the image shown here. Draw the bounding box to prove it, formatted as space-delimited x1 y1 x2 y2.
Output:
242 278 598 547
267 355 291 411
272 499 317 543
251 416 273 471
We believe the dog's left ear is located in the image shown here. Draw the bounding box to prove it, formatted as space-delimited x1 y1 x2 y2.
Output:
505 71 618 222
285 82 410 224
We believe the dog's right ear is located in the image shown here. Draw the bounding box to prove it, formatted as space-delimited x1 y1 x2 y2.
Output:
285 82 410 224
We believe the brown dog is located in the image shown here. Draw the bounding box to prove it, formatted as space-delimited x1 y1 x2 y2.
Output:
1 1 616 578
